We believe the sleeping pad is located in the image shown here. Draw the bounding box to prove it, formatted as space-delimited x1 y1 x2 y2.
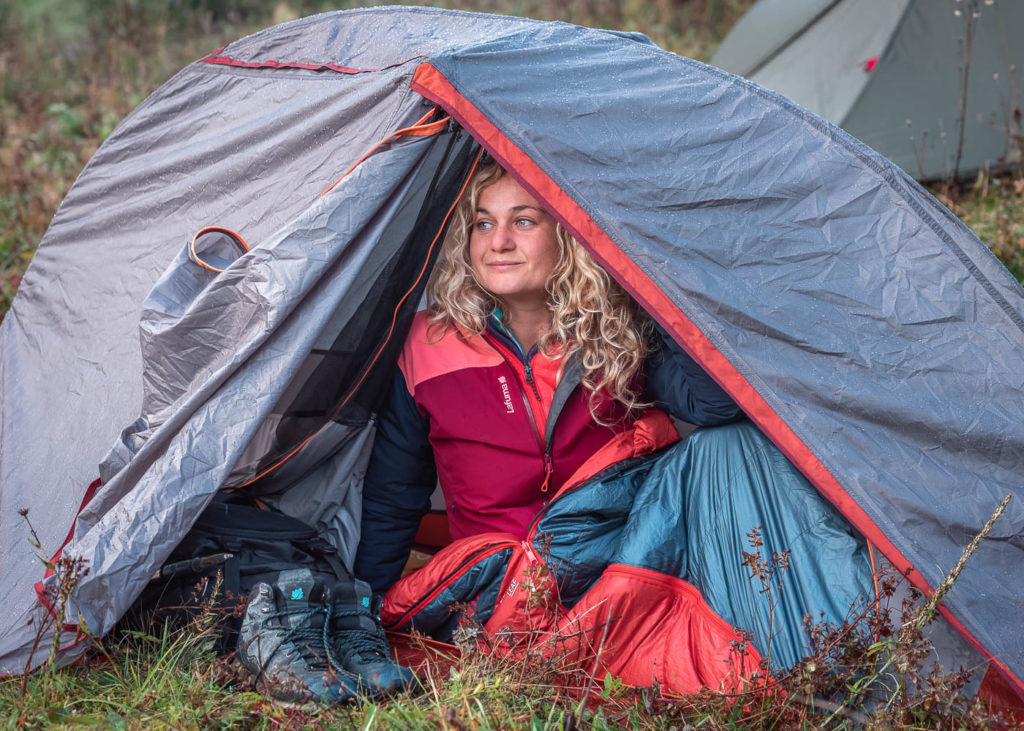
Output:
380 415 874 694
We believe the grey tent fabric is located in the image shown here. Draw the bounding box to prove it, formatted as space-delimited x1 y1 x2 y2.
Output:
0 6 1021 697
712 0 1024 180
419 22 1023 685
1 52 428 633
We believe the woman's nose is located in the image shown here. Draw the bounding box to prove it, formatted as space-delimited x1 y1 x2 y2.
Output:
492 223 515 250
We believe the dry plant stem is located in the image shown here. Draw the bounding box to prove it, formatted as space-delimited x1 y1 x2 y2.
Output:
823 493 1011 727
765 563 782 671
909 492 1011 631
790 691 870 726
49 568 72 673
953 0 978 187
18 509 53 698
573 601 615 722
15 508 92 716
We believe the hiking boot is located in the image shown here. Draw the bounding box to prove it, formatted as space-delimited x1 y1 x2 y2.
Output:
329 578 420 697
237 569 360 705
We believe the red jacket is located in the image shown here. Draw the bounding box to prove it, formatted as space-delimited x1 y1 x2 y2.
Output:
355 311 741 593
398 311 633 539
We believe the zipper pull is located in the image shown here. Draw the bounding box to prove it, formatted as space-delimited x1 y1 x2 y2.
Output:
524 363 541 402
522 540 540 564
539 452 553 492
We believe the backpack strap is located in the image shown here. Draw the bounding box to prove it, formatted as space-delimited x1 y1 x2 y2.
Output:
222 537 243 600
300 535 351 583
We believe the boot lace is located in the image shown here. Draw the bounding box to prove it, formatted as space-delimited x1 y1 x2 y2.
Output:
331 606 391 660
255 604 335 673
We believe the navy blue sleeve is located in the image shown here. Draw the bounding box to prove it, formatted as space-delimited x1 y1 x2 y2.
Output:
645 321 743 426
355 368 437 594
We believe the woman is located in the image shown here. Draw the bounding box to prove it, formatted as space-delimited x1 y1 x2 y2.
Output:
355 158 741 594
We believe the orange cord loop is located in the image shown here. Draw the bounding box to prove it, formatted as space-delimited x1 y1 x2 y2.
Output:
188 226 251 273
320 108 451 198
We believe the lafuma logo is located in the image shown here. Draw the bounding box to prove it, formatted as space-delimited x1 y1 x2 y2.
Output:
498 376 515 414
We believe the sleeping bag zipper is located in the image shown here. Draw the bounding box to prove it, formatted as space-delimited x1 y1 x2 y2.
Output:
385 539 519 629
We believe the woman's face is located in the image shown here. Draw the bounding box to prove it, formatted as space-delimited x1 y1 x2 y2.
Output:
469 175 561 313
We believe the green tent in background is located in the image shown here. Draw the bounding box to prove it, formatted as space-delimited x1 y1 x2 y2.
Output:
711 0 1023 181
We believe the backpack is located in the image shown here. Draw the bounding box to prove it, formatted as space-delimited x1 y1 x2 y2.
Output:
129 493 348 651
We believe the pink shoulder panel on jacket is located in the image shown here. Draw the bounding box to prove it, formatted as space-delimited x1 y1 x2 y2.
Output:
397 311 504 394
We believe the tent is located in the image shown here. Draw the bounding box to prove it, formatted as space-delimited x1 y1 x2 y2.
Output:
711 0 1024 181
0 5 1022 703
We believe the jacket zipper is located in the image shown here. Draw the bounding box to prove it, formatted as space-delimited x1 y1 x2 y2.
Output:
523 362 541 402
516 387 553 492
386 540 518 628
525 452 655 543
484 333 553 492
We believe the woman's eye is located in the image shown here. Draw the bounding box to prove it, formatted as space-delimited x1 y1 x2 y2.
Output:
474 220 493 231
515 218 534 228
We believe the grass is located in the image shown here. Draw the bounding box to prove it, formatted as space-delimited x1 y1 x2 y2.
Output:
0 613 678 730
946 173 1024 282
2 495 1014 729
3 619 271 729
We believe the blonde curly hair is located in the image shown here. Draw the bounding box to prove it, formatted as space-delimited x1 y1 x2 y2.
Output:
427 158 651 418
